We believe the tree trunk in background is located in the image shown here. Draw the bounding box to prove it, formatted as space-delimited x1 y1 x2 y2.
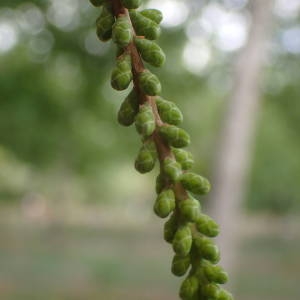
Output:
208 0 275 279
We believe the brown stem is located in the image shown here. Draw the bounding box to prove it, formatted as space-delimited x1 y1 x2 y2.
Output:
111 0 188 201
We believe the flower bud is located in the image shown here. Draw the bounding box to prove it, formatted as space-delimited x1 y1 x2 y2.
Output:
171 254 191 277
139 70 162 96
217 289 234 300
90 0 105 7
203 263 228 284
159 125 190 148
173 225 192 257
135 38 166 67
164 213 177 243
96 4 115 42
121 0 141 9
156 97 183 125
112 15 133 47
194 237 220 264
118 89 139 126
140 9 163 24
129 11 161 40
135 141 157 174
202 283 220 299
196 213 219 238
135 104 155 137
172 148 194 170
179 198 201 222
163 157 181 182
111 54 132 90
179 276 199 300
154 189 176 218
179 172 210 195
156 173 167 194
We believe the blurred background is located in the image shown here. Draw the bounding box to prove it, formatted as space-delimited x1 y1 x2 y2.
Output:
0 0 299 299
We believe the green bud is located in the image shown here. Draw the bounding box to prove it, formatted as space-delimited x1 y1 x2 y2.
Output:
203 263 228 284
180 172 210 195
159 125 190 148
135 141 157 174
129 11 161 40
139 70 162 96
202 283 220 299
121 0 141 9
156 97 183 125
118 89 139 126
135 104 155 137
173 225 192 257
163 157 181 182
96 4 115 42
179 276 199 300
135 38 166 67
111 54 132 90
172 148 194 170
156 173 167 194
179 198 201 222
196 213 219 238
171 254 191 277
164 213 177 243
217 289 234 300
140 9 163 24
112 15 133 47
90 0 105 7
194 237 220 264
154 189 175 218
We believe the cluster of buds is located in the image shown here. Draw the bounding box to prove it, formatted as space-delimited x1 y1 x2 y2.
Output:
89 0 233 299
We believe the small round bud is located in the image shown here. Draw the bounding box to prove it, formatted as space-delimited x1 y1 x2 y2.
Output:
202 283 220 299
196 213 219 238
217 289 234 300
171 254 191 277
163 157 181 182
172 148 194 170
156 173 167 194
140 9 163 24
96 4 115 42
118 89 139 126
159 125 190 148
179 276 199 300
135 38 166 67
112 16 133 47
173 225 192 257
180 172 210 195
111 54 132 90
89 0 105 7
164 214 177 243
135 141 157 174
179 198 201 222
130 11 161 40
194 237 220 264
135 104 155 137
156 97 183 126
121 0 141 9
154 189 175 218
203 263 228 284
139 70 162 96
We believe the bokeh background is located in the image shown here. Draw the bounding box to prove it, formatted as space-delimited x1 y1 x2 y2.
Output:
0 0 299 299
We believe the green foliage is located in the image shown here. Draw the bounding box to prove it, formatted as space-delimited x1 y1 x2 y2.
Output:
172 254 191 277
135 103 156 137
135 140 157 173
121 0 141 9
118 89 139 126
154 189 176 218
172 225 193 257
140 9 163 24
163 157 181 182
180 172 211 195
178 197 201 222
196 214 220 238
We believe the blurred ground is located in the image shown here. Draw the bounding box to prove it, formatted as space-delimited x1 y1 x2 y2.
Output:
0 211 299 300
